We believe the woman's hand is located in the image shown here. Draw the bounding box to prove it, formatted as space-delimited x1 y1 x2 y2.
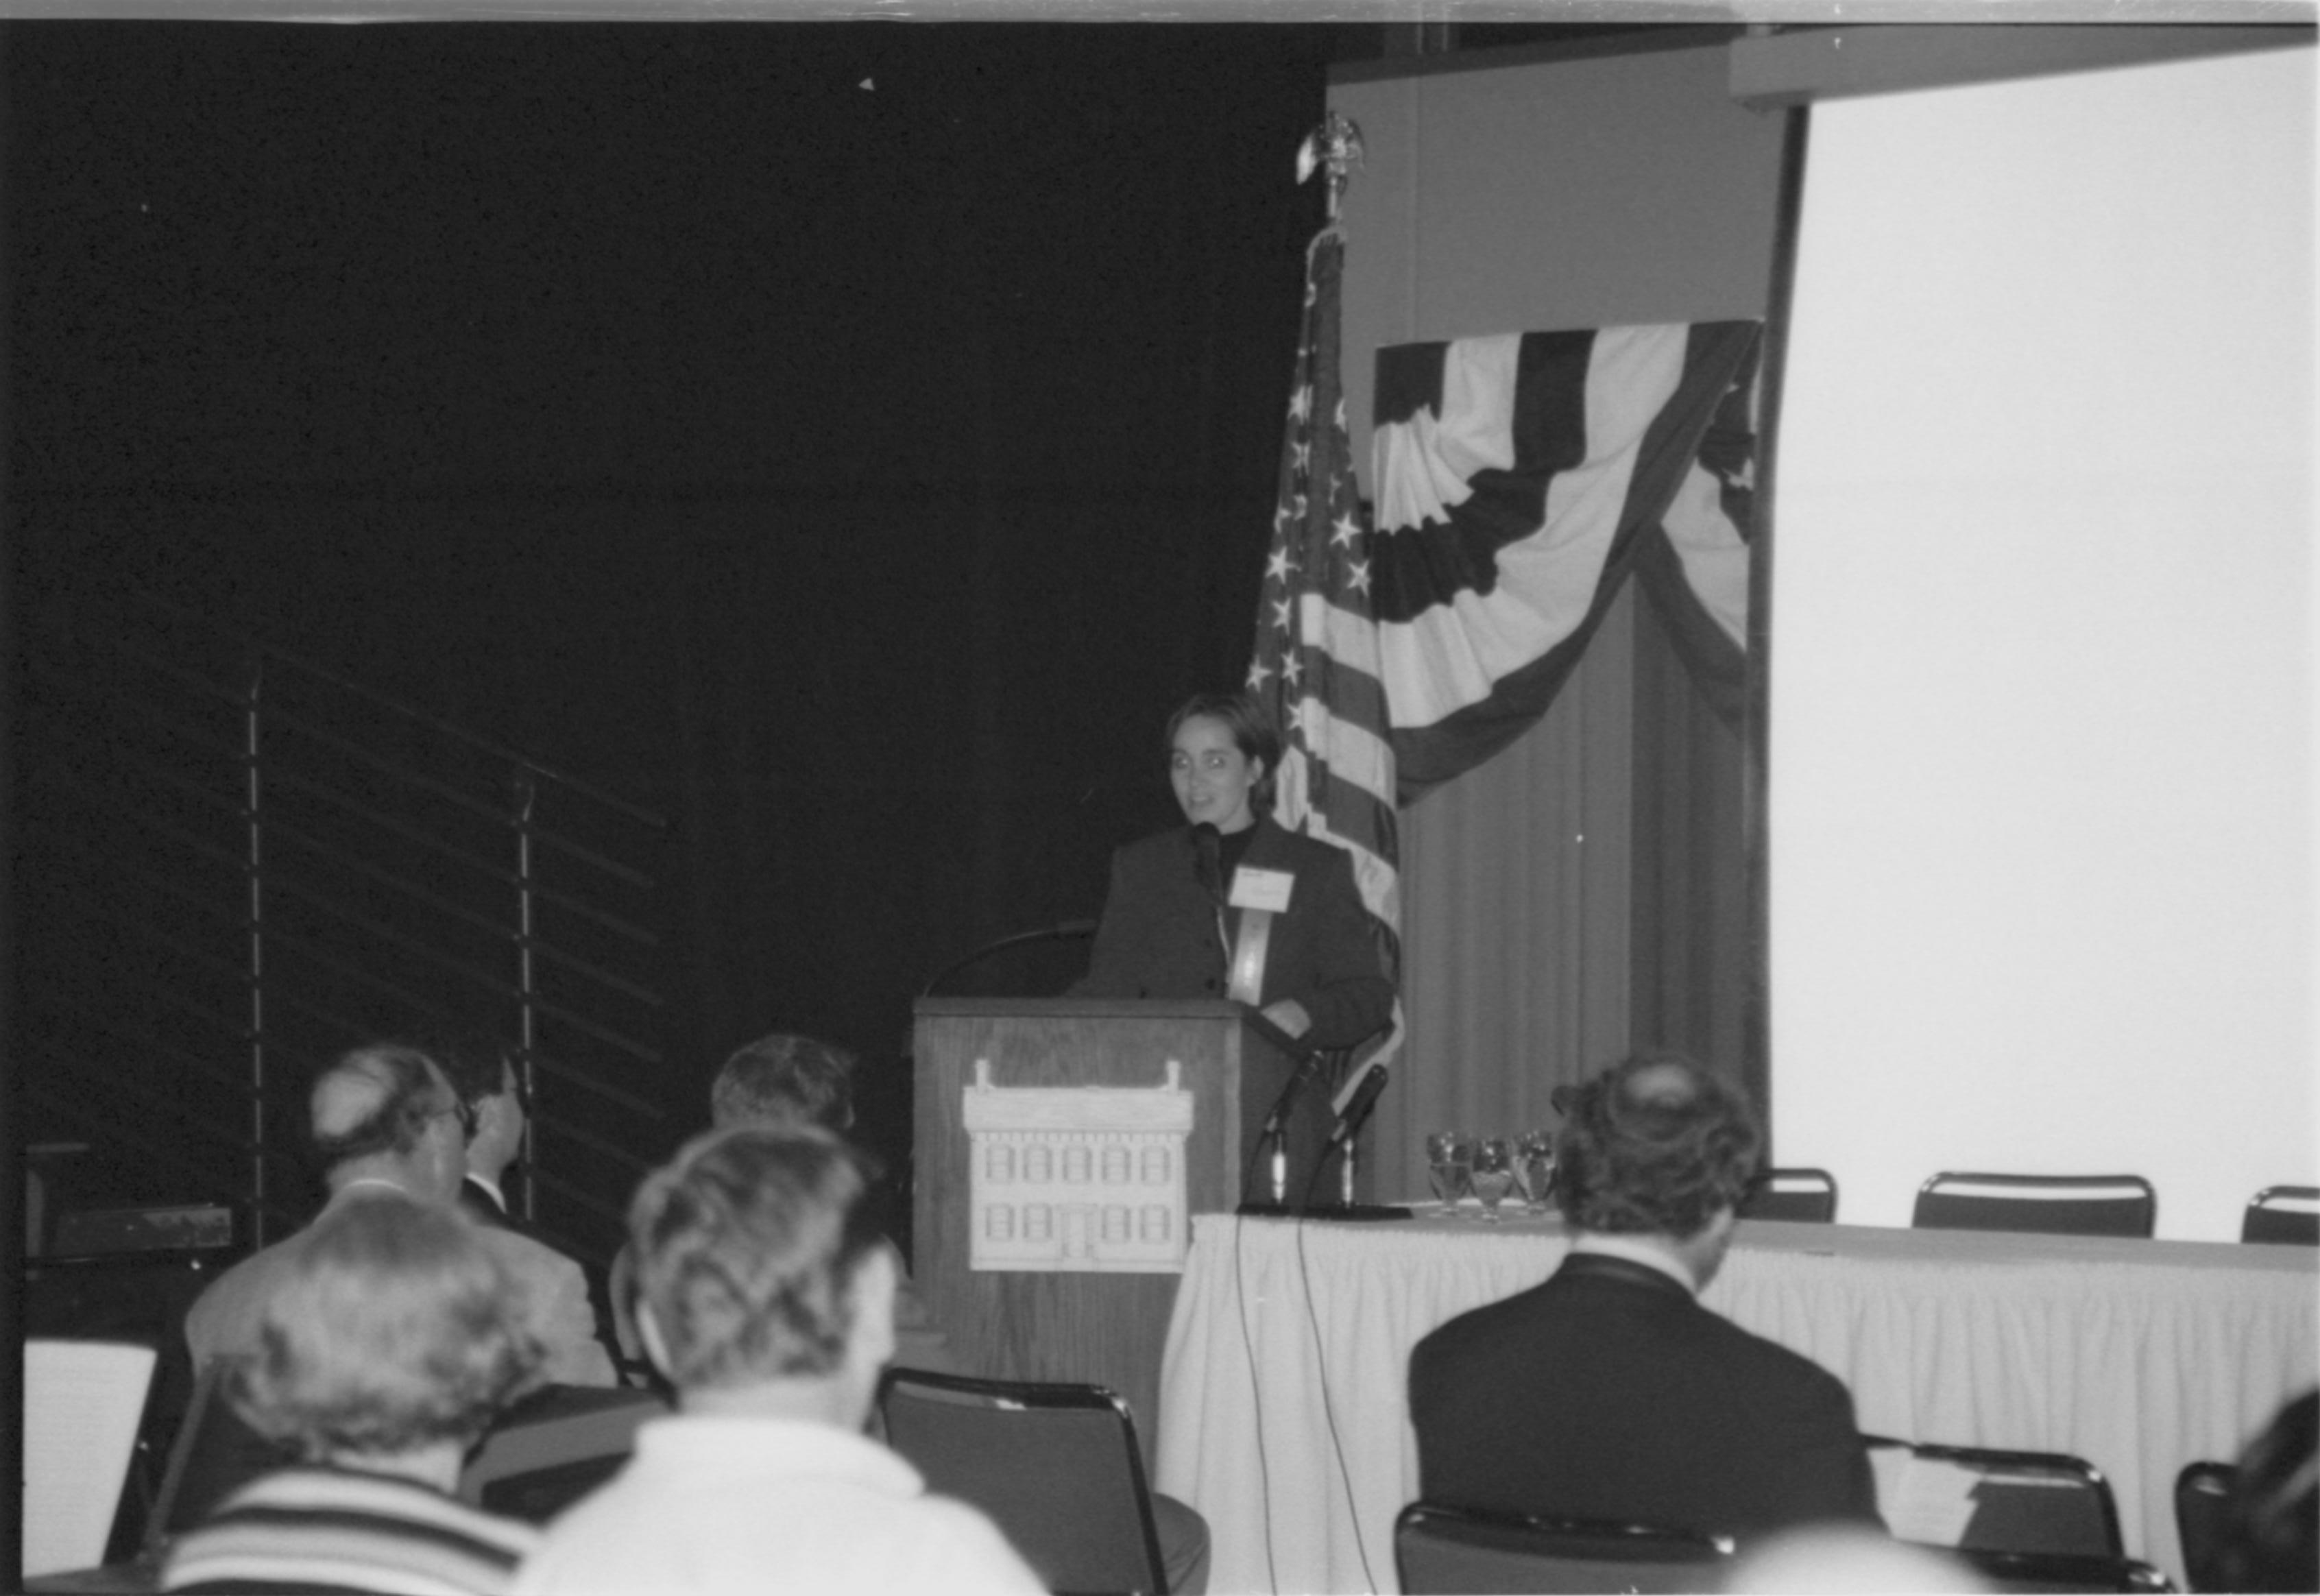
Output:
1259 999 1312 1039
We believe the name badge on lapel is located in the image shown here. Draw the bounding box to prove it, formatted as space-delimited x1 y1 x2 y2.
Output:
1229 867 1296 914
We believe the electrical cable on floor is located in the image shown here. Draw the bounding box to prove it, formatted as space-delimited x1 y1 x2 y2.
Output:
1290 1157 1381 1595
1228 1211 1280 1595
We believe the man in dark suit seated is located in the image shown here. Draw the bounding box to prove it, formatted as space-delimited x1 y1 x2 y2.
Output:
434 1034 531 1230
433 1032 625 1373
1407 1050 1883 1547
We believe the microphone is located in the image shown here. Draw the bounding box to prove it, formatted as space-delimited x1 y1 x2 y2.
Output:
1265 1050 1329 1137
1261 1050 1329 1202
1286 1059 1412 1220
1191 821 1224 905
1327 1060 1391 1153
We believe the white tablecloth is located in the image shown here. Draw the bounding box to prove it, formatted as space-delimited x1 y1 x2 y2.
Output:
1155 1210 2319 1594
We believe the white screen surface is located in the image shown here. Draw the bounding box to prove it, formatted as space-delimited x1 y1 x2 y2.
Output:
1769 46 2315 1238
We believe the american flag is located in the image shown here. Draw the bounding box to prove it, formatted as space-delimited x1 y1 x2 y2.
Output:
1247 224 1402 1001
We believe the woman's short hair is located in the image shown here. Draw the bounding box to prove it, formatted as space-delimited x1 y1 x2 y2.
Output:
710 1032 857 1133
232 1196 542 1461
1555 1050 1763 1240
1165 692 1283 807
629 1125 886 1391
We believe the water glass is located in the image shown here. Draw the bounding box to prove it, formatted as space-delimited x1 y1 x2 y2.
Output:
1470 1139 1517 1222
1517 1130 1557 1214
1424 1130 1475 1214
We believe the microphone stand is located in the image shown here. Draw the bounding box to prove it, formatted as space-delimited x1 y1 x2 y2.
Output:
1237 1059 1412 1221
1236 1045 1327 1213
1301 1061 1412 1222
916 920 1098 1001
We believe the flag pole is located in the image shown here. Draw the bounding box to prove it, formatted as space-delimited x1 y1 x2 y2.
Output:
1260 108 1405 1103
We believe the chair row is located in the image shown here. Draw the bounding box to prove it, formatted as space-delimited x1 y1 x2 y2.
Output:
1396 1436 2171 1593
29 1341 2275 1596
36 1358 1179 1596
1737 1170 2319 1244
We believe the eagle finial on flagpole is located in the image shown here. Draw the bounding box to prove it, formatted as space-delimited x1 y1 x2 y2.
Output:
1297 110 1364 223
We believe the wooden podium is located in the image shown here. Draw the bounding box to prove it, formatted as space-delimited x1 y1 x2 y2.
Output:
910 998 1328 1457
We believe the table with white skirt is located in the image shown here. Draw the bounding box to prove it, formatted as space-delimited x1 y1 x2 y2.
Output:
1154 1209 2319 1594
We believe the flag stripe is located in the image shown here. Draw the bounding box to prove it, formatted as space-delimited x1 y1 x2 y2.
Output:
1286 690 1394 812
1293 594 1389 734
1293 789 1402 926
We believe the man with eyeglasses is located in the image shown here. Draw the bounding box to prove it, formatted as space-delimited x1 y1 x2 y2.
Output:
433 1031 624 1368
186 1041 617 1389
428 1032 535 1229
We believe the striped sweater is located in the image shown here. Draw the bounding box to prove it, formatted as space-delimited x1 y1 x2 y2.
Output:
161 1465 544 1596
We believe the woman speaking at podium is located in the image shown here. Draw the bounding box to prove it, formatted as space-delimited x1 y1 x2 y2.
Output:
1070 692 1392 1053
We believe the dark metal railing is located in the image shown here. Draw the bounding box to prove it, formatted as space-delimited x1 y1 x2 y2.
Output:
15 585 668 1264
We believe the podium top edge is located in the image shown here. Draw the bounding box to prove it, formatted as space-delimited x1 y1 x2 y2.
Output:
913 997 1252 1019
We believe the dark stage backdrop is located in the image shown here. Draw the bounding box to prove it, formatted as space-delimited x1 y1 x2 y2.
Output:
4 23 1364 1202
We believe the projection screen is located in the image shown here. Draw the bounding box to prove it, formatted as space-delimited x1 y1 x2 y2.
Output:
1767 43 2315 1239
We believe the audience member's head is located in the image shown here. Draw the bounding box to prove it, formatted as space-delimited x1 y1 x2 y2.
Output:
309 1043 467 1202
710 1032 856 1133
627 1124 892 1423
428 1031 528 1187
1724 1525 1985 1593
2218 1386 2319 1593
230 1196 543 1477
1556 1050 1762 1284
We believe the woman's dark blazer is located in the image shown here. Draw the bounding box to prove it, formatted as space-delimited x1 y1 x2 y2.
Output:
1070 814 1393 1052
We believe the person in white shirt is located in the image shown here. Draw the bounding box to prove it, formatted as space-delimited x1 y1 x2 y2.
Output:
512 1124 1044 1596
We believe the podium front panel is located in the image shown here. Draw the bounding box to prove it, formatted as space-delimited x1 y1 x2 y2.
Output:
911 998 1299 1460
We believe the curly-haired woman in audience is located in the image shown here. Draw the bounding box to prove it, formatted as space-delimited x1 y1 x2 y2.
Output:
162 1196 546 1595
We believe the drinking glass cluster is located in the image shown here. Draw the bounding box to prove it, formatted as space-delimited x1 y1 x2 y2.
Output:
1425 1128 1557 1220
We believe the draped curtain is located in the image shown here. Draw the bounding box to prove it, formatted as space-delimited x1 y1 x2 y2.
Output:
1630 586 1748 1072
1374 589 1638 1202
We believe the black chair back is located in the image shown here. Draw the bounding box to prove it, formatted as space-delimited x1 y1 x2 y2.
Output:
2242 1186 2320 1246
1392 1502 1733 1595
1950 1549 2173 1592
878 1368 1167 1596
1739 1168 1838 1224
479 1451 635 1524
1863 1436 2164 1591
2174 1460 2236 1591
1911 1173 2155 1238
147 1360 299 1549
456 1383 668 1524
